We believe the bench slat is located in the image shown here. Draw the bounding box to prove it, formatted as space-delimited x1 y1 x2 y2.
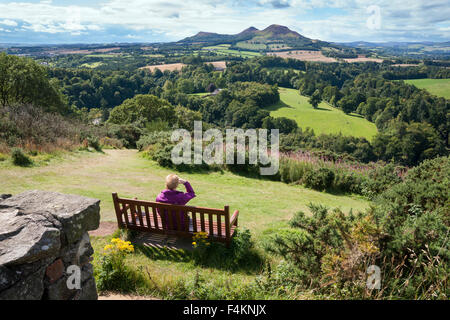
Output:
130 203 138 226
184 211 189 233
167 209 174 230
208 213 214 236
136 205 144 227
200 213 205 232
192 211 198 233
122 203 130 226
217 214 222 237
144 206 151 229
151 206 159 230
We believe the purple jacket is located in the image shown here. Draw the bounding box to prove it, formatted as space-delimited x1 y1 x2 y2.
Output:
155 182 196 230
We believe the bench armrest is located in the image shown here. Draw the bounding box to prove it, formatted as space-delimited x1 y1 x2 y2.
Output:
230 210 239 227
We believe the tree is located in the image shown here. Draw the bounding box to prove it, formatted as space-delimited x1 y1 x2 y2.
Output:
0 53 67 113
309 90 322 109
108 94 176 125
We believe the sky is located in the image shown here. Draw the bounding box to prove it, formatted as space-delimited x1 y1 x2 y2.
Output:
0 0 449 44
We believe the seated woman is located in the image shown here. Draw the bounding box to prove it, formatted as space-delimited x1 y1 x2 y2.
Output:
156 174 195 230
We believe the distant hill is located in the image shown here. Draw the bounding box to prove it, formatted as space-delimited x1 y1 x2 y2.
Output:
339 41 450 58
178 24 331 50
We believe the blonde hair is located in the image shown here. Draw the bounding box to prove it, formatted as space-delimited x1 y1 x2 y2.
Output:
165 174 179 190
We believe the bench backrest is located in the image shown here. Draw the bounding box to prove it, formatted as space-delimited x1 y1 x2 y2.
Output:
112 193 231 240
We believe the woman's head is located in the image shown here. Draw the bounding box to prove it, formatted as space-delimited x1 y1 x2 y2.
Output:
165 174 179 190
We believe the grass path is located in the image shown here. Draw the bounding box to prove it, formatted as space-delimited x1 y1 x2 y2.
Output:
266 88 378 140
0 149 369 237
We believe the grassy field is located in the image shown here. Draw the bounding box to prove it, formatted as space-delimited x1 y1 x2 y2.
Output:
235 41 267 50
0 149 370 299
266 88 378 140
81 61 104 68
404 78 450 99
202 44 262 58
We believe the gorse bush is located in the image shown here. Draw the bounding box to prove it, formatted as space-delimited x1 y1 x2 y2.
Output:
360 162 405 199
333 171 365 194
303 167 335 191
11 148 32 166
87 136 102 152
265 156 449 299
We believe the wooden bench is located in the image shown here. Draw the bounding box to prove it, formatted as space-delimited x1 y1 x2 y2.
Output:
112 193 239 246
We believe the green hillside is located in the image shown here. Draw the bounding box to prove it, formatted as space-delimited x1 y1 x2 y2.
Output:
266 88 378 140
404 78 450 99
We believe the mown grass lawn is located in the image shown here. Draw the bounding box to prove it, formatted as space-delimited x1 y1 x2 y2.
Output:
404 78 450 99
266 88 378 141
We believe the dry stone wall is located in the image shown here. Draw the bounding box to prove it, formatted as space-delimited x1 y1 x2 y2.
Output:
0 190 100 300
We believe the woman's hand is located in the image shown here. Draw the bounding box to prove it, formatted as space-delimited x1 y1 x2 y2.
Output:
178 178 187 185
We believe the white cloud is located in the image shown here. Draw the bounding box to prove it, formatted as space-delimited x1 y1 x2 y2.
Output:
0 0 448 42
0 19 18 27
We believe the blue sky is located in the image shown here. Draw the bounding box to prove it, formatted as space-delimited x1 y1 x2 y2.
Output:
0 0 448 44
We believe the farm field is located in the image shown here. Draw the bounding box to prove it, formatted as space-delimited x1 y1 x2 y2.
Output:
81 61 104 68
235 41 267 50
202 44 262 58
404 78 450 99
140 63 187 72
267 50 337 62
266 88 378 140
206 60 227 70
343 55 383 63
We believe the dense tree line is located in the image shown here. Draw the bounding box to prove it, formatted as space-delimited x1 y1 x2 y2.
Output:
42 54 450 166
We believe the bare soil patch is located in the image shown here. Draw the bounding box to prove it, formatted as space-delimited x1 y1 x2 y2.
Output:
98 292 159 300
140 63 187 72
89 221 118 237
343 55 383 63
206 61 227 70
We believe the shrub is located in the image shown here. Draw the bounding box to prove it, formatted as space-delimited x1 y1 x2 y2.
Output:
11 148 32 166
87 136 102 152
136 131 172 151
302 167 335 191
106 123 142 149
361 162 404 199
0 152 7 162
333 171 365 194
100 137 123 149
265 158 449 299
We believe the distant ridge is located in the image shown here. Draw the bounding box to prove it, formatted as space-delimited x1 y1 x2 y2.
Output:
176 24 334 51
178 24 312 44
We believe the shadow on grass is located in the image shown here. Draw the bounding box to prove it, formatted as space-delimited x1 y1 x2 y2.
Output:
136 244 192 263
314 106 332 112
264 100 292 112
347 113 365 119
134 236 265 275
